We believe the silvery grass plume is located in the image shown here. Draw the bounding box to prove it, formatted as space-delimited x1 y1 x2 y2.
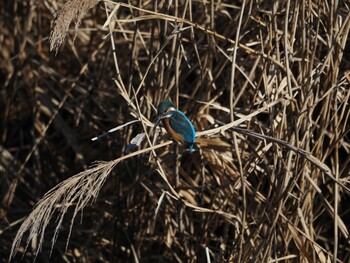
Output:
9 160 118 260
50 0 101 53
9 117 147 260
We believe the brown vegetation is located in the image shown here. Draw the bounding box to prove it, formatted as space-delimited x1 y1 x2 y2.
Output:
1 0 350 262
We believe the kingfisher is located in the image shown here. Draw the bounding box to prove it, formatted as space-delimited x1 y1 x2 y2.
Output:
154 100 196 152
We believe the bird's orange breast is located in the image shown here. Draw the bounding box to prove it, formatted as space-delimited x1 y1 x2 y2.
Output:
164 118 185 143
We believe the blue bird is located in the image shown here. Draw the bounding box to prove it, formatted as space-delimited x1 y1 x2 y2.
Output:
154 100 196 152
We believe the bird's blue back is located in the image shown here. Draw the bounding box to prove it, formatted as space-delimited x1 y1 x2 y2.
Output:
168 110 196 144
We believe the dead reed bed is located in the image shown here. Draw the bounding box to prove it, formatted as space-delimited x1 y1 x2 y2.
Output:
1 0 350 262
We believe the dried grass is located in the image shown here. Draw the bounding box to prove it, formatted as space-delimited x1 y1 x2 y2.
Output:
1 0 350 262
49 0 101 53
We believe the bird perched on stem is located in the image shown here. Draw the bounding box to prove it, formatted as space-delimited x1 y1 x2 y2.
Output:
154 100 196 152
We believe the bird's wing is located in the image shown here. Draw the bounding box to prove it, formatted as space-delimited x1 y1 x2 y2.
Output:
169 110 196 143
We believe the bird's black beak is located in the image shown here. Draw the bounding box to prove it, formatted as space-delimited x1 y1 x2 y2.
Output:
153 115 163 131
